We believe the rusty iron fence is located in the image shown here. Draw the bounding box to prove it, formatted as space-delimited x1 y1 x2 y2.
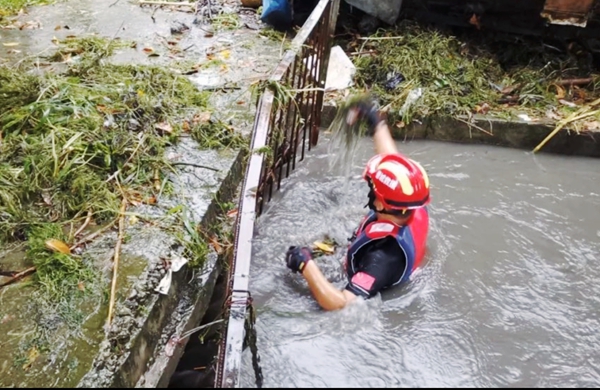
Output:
214 0 340 387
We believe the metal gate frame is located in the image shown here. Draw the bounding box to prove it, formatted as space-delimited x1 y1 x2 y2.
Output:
215 0 340 387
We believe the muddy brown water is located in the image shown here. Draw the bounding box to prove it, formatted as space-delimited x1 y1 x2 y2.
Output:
239 136 600 387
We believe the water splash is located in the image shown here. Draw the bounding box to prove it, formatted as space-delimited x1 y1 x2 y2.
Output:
326 102 370 193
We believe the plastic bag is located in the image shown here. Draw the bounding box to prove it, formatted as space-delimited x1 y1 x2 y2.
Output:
261 0 292 31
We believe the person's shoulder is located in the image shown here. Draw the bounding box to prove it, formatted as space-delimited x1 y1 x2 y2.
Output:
363 220 400 238
368 235 399 252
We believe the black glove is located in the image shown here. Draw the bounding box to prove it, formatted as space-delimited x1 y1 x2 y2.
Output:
285 246 313 274
346 100 383 134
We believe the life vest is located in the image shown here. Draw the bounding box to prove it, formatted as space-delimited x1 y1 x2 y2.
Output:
346 207 429 285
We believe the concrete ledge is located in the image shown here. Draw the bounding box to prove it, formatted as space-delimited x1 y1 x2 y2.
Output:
135 153 245 389
321 104 600 158
77 146 247 388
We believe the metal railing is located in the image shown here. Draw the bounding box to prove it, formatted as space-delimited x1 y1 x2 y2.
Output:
214 0 340 387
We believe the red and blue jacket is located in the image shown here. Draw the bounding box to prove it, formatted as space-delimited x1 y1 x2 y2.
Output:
346 207 429 285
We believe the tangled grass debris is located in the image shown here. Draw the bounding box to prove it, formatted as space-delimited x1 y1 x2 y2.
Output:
349 20 600 133
0 0 53 23
0 36 246 299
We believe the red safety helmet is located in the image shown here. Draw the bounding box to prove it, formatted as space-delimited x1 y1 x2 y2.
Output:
363 153 430 211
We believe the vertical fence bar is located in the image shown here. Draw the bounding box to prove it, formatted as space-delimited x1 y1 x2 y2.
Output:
215 0 340 387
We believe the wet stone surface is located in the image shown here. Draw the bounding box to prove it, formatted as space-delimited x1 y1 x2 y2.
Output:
0 0 284 387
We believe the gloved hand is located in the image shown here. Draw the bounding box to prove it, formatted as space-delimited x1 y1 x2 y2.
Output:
285 246 313 274
346 100 384 134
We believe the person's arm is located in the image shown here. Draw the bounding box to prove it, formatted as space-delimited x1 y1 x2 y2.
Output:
372 120 399 155
301 261 357 311
347 101 398 155
285 238 405 311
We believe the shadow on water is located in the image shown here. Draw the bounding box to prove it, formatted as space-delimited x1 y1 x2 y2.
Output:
238 133 600 388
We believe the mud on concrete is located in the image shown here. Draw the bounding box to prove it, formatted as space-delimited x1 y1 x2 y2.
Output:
0 0 285 387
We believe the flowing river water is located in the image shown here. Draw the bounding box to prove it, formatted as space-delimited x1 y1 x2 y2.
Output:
239 135 600 387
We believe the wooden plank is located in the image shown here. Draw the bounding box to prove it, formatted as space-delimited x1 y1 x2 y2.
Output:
541 0 597 26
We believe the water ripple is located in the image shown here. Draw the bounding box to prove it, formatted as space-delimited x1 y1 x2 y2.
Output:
240 139 600 388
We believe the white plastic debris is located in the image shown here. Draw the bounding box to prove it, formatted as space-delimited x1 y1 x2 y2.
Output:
170 255 189 273
303 45 356 92
399 88 423 117
518 114 532 122
155 269 173 295
324 46 356 91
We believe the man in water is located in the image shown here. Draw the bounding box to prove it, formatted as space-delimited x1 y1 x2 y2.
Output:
284 100 431 310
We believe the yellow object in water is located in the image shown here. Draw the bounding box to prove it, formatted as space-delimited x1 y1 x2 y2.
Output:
45 239 71 254
313 241 335 254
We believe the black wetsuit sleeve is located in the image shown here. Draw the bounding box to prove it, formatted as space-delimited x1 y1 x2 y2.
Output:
345 236 407 299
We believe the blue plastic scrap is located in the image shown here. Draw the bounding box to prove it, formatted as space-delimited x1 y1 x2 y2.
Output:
261 0 293 31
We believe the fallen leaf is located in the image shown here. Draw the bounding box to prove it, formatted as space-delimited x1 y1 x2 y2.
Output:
583 121 600 131
475 102 491 115
209 236 223 254
45 239 71 254
219 49 231 60
469 14 481 30
155 122 173 134
313 241 335 254
572 86 587 102
129 215 139 225
144 195 157 205
22 347 40 371
2 42 19 47
18 20 41 30
553 84 566 99
501 85 517 95
193 111 211 124
226 208 238 218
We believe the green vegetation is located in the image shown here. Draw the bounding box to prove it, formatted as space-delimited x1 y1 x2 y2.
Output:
0 0 52 23
211 12 241 31
351 20 600 131
1 36 246 297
